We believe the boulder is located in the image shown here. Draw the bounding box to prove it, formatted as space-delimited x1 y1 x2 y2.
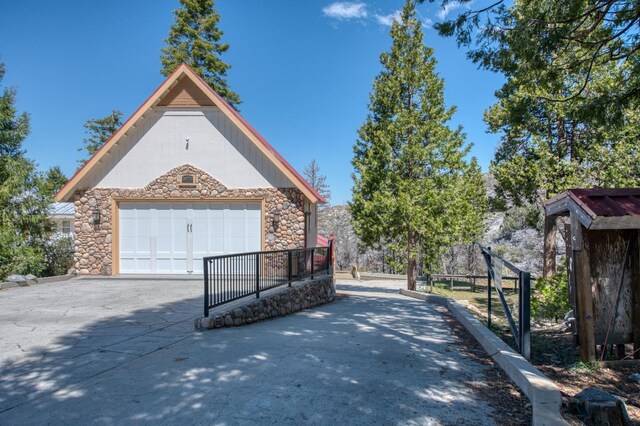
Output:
628 373 640 383
6 275 26 283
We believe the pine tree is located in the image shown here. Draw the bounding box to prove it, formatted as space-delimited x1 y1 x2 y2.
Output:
350 0 486 290
304 159 331 206
160 0 241 109
0 62 56 279
39 166 67 197
77 110 122 166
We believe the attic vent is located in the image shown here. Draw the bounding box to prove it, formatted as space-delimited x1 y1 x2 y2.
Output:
178 174 197 189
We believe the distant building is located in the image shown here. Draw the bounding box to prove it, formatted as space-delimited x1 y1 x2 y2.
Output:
48 202 75 239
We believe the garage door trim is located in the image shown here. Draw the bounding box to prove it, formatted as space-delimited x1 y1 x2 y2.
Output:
111 197 265 275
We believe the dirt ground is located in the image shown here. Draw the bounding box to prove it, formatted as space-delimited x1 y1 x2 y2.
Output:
429 285 640 424
434 305 532 425
531 324 640 424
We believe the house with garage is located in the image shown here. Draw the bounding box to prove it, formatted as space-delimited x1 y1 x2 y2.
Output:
55 63 325 275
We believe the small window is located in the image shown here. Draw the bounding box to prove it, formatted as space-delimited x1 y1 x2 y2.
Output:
178 174 197 188
62 220 71 235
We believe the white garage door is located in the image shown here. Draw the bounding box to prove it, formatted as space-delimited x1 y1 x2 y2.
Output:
119 202 261 274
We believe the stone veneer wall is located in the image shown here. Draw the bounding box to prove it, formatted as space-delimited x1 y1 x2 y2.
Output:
196 275 335 329
73 164 307 275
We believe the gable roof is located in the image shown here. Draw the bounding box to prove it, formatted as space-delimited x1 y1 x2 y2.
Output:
55 63 326 203
544 188 640 230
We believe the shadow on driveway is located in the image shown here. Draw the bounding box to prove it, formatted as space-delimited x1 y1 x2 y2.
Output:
0 279 499 425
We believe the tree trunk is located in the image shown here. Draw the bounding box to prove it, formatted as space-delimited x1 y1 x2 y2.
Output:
543 215 557 278
407 228 417 291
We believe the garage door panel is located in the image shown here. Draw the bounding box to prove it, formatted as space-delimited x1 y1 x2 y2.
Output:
119 202 261 274
136 258 151 272
156 257 173 273
120 258 136 273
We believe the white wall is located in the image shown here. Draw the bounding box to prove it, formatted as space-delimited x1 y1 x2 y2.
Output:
87 107 294 189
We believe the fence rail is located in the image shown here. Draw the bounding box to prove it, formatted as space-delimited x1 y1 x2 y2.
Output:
203 243 332 317
477 243 531 360
426 273 519 292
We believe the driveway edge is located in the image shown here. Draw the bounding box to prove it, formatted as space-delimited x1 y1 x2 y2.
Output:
0 274 76 290
400 288 568 426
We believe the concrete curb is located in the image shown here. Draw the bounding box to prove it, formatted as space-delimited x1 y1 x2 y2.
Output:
0 274 76 290
400 288 568 426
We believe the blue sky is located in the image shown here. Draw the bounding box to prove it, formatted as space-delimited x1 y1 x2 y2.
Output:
0 0 504 205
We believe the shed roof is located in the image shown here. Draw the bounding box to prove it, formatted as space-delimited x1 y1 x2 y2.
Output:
544 188 640 230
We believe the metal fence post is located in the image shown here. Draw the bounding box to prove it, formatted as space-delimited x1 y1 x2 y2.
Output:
520 271 531 360
256 253 260 299
311 248 315 279
288 251 292 287
204 258 209 317
487 251 492 330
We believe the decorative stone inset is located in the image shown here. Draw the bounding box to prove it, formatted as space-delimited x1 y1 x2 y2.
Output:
73 164 308 275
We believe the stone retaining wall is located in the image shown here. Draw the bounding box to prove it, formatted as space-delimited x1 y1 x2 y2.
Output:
197 275 334 329
73 164 307 275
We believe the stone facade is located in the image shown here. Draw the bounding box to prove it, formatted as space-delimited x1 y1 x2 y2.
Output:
73 164 308 275
196 275 335 329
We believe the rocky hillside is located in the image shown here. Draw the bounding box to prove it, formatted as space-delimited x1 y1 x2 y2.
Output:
318 175 562 277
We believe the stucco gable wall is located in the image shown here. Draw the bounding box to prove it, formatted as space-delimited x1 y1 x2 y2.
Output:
85 107 294 190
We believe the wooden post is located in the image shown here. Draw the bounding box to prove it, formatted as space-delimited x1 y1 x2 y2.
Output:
543 215 558 279
633 231 640 359
575 224 596 362
407 229 417 291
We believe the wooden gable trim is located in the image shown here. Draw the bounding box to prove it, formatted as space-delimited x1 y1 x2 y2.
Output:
55 67 186 202
545 190 640 230
55 63 324 204
157 77 216 107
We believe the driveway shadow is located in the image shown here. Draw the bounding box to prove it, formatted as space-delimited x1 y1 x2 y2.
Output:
0 283 500 425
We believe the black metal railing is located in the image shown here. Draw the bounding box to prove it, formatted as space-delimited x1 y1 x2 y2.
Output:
477 243 531 360
203 243 332 317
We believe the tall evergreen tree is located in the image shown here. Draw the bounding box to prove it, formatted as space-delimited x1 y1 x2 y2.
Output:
431 0 640 278
431 0 640 111
0 62 57 279
304 159 331 207
39 166 67 197
160 0 241 109
350 0 485 290
77 110 122 166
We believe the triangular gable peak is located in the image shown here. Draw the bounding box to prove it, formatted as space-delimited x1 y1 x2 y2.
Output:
55 63 325 203
157 77 215 107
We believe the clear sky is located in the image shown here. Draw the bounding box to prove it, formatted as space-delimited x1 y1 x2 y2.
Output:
0 0 504 205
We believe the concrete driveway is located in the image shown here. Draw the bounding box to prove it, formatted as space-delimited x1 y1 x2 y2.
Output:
1 277 504 425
